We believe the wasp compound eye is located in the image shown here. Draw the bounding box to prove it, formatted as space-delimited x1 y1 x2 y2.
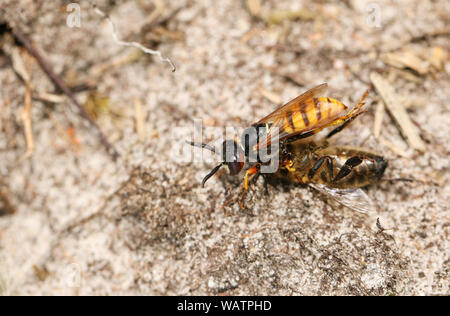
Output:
222 140 244 175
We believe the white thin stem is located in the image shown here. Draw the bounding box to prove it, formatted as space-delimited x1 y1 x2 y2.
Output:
92 3 176 72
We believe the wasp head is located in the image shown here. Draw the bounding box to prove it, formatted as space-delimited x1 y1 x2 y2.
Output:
188 139 244 187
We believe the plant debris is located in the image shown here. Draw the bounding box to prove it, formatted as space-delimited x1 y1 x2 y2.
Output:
370 72 426 152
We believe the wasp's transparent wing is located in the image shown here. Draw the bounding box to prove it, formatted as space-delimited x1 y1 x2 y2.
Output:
256 83 328 124
309 183 376 214
256 83 350 149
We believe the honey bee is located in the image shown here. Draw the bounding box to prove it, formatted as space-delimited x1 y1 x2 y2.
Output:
189 83 387 213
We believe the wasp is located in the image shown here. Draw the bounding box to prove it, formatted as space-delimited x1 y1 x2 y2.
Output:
189 83 387 213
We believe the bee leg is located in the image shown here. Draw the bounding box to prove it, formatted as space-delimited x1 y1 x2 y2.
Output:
285 131 316 143
256 173 271 195
333 156 363 182
322 89 370 137
262 174 270 195
308 156 334 180
240 165 260 210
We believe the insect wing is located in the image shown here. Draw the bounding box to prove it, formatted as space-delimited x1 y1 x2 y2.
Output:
309 183 376 214
256 83 349 149
257 83 328 124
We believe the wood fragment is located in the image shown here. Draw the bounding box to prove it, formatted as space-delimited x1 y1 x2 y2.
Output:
390 68 422 83
266 9 317 25
35 92 66 104
373 101 384 139
13 48 35 160
10 47 30 82
10 26 120 160
378 136 410 158
32 264 49 282
240 28 260 44
246 0 262 18
381 50 429 75
133 0 166 33
399 96 428 110
21 82 34 160
370 72 426 152
84 91 110 120
423 46 447 71
409 28 450 44
90 49 143 77
259 88 282 105
134 98 146 142
0 189 16 216
268 67 306 87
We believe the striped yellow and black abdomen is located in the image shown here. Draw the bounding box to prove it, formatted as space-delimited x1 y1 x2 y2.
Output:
282 97 348 134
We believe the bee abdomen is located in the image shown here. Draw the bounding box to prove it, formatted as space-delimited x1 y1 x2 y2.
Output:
338 155 387 188
307 153 387 188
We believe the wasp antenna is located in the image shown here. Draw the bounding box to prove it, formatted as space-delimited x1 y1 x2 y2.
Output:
186 140 217 154
202 164 222 187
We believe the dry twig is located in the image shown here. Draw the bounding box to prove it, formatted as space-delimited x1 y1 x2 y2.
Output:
373 101 384 139
259 88 282 105
11 48 35 159
0 190 16 216
134 98 146 142
21 81 34 160
10 26 120 160
370 72 425 152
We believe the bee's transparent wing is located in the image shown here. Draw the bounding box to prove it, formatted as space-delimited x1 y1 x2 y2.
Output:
309 183 376 214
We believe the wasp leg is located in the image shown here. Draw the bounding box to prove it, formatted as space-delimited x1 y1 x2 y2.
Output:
261 174 270 195
343 88 370 119
285 131 316 143
326 111 364 139
333 156 363 182
240 165 260 210
325 88 369 129
251 172 270 195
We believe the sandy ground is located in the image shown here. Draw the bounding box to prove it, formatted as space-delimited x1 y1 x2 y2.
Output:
0 0 448 295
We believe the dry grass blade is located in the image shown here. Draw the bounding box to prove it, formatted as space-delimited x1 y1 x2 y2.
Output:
373 101 384 139
378 136 410 158
259 88 282 105
35 92 65 104
381 50 429 75
246 0 262 18
134 98 146 142
11 48 35 160
21 82 34 160
266 9 317 25
0 190 16 216
90 50 143 77
10 48 30 82
10 26 120 160
370 72 426 152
